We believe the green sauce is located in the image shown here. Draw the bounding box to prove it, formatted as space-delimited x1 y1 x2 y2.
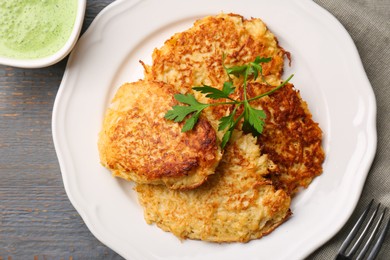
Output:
0 0 78 59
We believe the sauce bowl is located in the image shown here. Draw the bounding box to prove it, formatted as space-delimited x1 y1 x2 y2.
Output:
0 0 86 68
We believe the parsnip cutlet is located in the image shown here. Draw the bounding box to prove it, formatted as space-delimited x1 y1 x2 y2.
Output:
136 131 291 242
98 80 222 190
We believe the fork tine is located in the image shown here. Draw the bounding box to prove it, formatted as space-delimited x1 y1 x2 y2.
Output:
366 210 390 260
347 202 381 257
338 199 374 255
356 207 386 260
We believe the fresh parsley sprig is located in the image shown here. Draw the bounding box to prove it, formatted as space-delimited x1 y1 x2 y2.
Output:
164 93 209 132
165 56 294 148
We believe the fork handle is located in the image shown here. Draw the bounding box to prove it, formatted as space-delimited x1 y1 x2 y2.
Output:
335 255 350 260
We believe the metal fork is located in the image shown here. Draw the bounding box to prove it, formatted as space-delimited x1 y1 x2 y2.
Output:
335 199 390 260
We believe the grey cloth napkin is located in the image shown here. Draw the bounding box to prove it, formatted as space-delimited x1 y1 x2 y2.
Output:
308 0 390 259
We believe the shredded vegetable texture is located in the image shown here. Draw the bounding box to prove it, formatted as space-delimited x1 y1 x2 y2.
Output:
165 56 293 148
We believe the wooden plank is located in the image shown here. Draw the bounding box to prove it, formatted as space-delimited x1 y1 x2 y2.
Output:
0 1 123 259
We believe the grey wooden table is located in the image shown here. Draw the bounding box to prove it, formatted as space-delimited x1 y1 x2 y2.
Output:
0 1 123 259
1 0 389 259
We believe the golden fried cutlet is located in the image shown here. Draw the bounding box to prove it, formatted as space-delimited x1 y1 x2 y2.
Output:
98 80 222 190
136 131 291 242
245 82 325 194
143 13 287 88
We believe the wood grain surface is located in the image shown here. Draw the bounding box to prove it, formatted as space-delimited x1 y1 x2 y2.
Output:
0 1 123 259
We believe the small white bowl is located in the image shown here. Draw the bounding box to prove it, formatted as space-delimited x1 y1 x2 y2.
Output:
0 0 86 68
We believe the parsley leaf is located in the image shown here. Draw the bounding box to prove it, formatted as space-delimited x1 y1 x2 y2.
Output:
181 111 201 132
225 56 272 80
242 103 266 136
218 112 236 131
225 65 248 77
221 128 233 149
253 56 272 64
192 81 236 100
164 93 208 131
164 104 197 122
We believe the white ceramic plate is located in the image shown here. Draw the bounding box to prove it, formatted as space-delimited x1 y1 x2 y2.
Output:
52 0 377 259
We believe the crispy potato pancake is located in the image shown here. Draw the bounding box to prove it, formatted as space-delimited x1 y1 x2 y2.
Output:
144 13 286 88
98 80 222 190
136 131 291 242
240 82 325 194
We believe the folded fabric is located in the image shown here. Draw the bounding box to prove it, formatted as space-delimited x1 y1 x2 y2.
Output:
309 0 390 259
